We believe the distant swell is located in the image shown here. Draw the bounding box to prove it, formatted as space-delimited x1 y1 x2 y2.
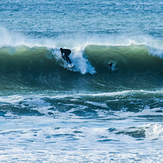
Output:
0 44 163 91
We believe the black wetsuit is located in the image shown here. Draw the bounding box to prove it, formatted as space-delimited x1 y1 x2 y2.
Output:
61 49 72 64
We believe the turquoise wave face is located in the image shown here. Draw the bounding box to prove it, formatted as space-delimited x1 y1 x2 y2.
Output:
0 44 162 91
85 44 163 72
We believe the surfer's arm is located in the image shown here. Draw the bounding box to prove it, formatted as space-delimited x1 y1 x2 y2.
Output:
61 52 66 60
61 52 64 58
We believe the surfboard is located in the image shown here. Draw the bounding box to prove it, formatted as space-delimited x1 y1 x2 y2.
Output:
68 63 74 68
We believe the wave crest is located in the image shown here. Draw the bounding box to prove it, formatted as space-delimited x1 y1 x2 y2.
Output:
0 44 162 91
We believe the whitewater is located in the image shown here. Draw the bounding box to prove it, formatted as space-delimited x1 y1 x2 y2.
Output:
0 0 163 162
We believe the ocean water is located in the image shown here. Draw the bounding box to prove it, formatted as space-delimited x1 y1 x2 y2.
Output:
0 0 163 162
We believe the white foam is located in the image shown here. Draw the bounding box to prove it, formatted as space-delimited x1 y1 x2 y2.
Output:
148 46 163 59
0 92 163 162
1 25 163 50
144 123 163 140
70 47 96 74
51 46 96 74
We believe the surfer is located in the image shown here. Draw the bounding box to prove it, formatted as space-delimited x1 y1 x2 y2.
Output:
108 62 112 68
105 62 113 69
60 48 72 64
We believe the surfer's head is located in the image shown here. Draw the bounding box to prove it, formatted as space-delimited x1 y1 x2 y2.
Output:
60 48 63 51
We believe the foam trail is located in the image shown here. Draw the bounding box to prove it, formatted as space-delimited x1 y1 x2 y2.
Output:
71 47 96 74
148 47 163 59
50 46 96 75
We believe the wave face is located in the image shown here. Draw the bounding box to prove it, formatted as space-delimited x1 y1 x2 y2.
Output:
0 44 163 91
85 44 163 90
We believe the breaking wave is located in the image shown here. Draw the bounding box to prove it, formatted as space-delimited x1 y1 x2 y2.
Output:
0 43 163 91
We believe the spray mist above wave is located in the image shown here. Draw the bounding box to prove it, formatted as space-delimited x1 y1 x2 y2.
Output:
1 26 163 58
